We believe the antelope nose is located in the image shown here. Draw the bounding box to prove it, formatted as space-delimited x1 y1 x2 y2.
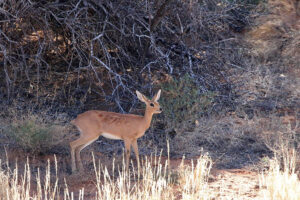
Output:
159 108 163 112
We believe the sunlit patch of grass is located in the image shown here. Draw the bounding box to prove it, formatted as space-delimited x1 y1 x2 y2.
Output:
0 156 68 200
93 154 212 200
259 149 300 200
178 155 212 200
0 153 212 200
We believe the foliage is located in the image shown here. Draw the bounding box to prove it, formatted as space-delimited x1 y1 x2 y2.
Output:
159 74 217 133
5 116 57 154
0 0 253 114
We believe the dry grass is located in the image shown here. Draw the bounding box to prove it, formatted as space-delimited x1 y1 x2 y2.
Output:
242 0 300 120
259 149 300 200
169 114 269 167
0 157 62 200
1 149 299 200
0 153 212 200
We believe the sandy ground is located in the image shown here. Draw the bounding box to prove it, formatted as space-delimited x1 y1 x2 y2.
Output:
209 169 265 200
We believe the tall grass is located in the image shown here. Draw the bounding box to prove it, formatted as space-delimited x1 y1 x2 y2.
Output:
0 154 212 200
0 156 65 200
259 149 300 200
93 154 212 200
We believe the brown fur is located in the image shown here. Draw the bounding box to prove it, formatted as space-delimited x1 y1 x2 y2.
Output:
70 90 162 172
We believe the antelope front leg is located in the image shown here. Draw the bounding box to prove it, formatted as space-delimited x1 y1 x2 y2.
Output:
124 139 131 172
132 139 140 172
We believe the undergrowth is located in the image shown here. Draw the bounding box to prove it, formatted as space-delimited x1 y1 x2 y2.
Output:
2 115 65 154
159 74 217 133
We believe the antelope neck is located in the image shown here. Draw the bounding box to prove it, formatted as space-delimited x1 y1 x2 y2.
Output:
142 106 154 130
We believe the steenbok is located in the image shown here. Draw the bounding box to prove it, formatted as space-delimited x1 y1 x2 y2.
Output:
70 90 162 172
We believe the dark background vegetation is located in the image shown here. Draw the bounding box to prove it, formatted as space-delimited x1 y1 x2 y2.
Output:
0 0 299 169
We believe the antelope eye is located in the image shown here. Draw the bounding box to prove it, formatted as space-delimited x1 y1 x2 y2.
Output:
150 103 154 107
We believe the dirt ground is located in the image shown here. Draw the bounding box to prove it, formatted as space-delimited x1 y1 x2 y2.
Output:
209 169 264 200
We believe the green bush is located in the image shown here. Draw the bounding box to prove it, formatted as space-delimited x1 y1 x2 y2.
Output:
5 117 57 154
159 74 217 133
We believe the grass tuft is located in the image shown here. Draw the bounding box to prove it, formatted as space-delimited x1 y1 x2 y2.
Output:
259 149 300 200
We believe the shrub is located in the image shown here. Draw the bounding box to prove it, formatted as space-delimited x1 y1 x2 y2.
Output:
159 74 217 133
4 116 61 154
258 115 300 164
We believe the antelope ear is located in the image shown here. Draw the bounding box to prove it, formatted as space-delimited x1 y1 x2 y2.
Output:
152 89 161 102
136 90 148 103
